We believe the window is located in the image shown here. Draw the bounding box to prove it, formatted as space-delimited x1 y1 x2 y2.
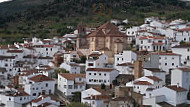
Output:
172 57 174 60
141 41 143 44
64 85 67 88
104 73 106 76
88 63 94 66
33 93 36 96
89 73 91 75
99 73 101 76
68 85 72 89
46 83 48 87
117 58 119 61
9 98 11 101
80 85 82 89
46 48 48 51
122 58 124 61
94 73 96 75
36 87 38 90
188 48 190 52
165 63 167 66
172 63 174 66
79 78 82 81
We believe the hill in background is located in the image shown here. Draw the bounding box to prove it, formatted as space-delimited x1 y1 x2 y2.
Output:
0 0 190 44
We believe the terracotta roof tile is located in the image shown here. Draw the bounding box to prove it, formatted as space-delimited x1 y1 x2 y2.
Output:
178 28 190 32
29 75 54 82
134 81 152 85
59 73 86 80
167 85 187 92
172 44 190 48
33 95 48 103
86 68 116 72
7 50 23 53
146 76 162 81
178 67 190 72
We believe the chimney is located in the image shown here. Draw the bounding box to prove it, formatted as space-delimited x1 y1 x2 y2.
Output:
177 83 179 88
134 60 143 79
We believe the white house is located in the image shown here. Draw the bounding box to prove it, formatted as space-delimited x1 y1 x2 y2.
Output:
145 52 181 73
60 62 81 74
114 63 134 74
172 44 190 66
81 88 102 103
0 90 31 107
174 28 190 42
58 73 86 96
152 85 187 106
86 68 119 86
31 95 60 107
24 74 55 99
0 56 16 75
129 76 164 98
86 52 108 69
114 50 137 67
171 67 190 90
143 68 166 84
136 36 170 52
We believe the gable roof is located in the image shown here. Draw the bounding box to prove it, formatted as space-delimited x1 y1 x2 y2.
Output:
134 81 152 85
167 85 187 92
29 75 54 82
172 44 190 48
88 22 126 37
86 68 116 72
59 73 86 80
178 67 190 72
145 68 165 73
146 76 162 81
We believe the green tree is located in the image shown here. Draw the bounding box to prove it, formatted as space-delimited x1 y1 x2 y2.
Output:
71 92 81 102
101 83 106 90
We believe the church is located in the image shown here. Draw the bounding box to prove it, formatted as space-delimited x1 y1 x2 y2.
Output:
76 22 128 63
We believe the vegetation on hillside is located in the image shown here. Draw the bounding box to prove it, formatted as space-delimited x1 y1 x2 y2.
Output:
0 0 190 44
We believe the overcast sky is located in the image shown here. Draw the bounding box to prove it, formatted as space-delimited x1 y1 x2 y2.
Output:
0 0 11 3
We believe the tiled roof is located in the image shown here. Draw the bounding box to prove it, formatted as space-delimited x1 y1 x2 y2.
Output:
83 95 111 100
0 56 15 60
6 91 29 97
7 50 23 53
172 44 190 48
167 85 187 92
152 42 164 45
146 76 162 81
134 81 152 85
139 36 165 40
86 68 115 72
145 68 165 72
33 95 48 103
88 22 126 37
178 27 190 32
29 75 54 82
59 73 86 80
117 62 133 66
151 52 180 56
178 67 190 72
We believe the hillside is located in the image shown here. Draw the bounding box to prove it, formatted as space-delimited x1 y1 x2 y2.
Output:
0 0 190 44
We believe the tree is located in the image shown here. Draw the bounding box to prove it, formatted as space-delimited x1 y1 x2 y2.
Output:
101 83 106 90
180 40 185 45
66 102 90 107
71 92 81 102
80 56 87 63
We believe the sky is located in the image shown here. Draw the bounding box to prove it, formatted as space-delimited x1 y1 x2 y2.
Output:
0 0 11 3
